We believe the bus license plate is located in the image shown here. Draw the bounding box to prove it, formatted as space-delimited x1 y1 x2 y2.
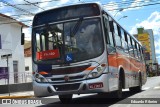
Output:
89 82 103 89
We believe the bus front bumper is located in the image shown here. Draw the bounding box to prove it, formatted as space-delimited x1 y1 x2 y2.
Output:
33 73 110 97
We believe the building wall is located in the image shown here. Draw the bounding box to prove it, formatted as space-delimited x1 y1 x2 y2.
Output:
0 17 25 84
24 41 32 73
137 28 157 72
144 29 157 64
24 57 32 73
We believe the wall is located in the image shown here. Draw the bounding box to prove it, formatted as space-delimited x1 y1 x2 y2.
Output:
145 29 156 63
0 16 25 84
25 57 32 73
0 82 33 94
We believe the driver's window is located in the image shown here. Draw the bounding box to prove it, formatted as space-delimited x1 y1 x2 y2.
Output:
35 24 63 52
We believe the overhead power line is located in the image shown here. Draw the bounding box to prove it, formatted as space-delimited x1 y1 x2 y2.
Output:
9 13 32 17
0 0 60 7
107 1 160 11
24 0 45 11
0 0 35 15
104 0 159 8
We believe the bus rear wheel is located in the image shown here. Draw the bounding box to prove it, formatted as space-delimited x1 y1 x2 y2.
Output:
59 94 73 103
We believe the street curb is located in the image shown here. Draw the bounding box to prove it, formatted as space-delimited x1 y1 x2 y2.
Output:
0 95 34 99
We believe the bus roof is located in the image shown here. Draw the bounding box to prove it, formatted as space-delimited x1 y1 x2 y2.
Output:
33 2 142 46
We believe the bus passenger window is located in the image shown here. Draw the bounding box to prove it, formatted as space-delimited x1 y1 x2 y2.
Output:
114 23 122 49
103 16 110 44
122 30 128 53
134 41 138 59
137 44 141 60
107 17 115 47
140 46 145 62
130 38 135 57
108 32 114 47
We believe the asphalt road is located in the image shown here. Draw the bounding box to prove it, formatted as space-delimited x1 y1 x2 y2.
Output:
1 76 160 107
36 76 160 107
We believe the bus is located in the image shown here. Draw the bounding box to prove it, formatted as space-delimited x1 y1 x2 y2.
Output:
31 2 147 103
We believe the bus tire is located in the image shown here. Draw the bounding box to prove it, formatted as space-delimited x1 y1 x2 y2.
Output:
114 78 123 98
135 73 142 92
129 73 142 92
59 94 73 104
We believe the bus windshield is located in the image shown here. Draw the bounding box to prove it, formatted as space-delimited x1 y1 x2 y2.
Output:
32 18 104 64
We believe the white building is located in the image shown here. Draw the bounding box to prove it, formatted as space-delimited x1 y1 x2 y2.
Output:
0 13 28 84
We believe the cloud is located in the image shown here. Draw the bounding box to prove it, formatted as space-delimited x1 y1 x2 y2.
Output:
130 11 160 35
130 11 160 63
103 1 120 16
1 0 79 38
39 0 71 10
122 0 152 11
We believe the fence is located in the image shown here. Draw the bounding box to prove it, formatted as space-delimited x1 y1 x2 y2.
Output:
0 72 32 85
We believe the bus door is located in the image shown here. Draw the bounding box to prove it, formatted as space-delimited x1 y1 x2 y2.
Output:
103 15 118 90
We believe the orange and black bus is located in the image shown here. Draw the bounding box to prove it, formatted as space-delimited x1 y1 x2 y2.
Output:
31 2 147 103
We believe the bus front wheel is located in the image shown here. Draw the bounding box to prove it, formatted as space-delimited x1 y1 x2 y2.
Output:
113 79 123 98
116 79 123 98
59 94 73 103
129 74 142 92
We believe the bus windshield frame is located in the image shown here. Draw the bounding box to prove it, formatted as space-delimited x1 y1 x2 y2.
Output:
32 17 104 65
32 3 105 65
33 3 100 27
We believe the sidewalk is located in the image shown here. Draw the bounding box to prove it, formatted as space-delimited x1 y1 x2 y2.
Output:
0 91 34 98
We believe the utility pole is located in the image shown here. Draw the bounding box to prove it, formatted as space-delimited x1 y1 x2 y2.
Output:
1 54 12 96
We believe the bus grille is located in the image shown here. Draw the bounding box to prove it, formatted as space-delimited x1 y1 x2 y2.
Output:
53 83 80 91
51 75 85 82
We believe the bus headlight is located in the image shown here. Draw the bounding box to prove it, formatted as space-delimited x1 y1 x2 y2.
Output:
87 65 106 79
34 73 48 83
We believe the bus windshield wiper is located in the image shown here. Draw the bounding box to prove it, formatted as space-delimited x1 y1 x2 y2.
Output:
71 17 83 36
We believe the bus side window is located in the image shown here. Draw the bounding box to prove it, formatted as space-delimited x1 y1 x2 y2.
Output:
109 20 114 32
122 30 128 53
127 34 131 55
134 41 138 59
140 47 145 62
137 44 141 60
103 15 110 44
108 18 115 48
130 37 135 57
113 22 122 50
107 18 116 54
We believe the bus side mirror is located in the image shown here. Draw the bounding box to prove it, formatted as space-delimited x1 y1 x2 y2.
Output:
109 21 114 32
21 33 25 45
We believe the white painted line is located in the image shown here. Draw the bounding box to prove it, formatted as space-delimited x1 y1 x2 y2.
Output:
122 89 129 91
143 87 150 90
73 94 96 98
153 86 160 90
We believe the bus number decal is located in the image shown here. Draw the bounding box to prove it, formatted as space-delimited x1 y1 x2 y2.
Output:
36 49 60 60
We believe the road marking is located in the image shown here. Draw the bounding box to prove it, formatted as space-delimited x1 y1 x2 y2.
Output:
73 94 96 98
153 86 160 90
44 94 96 98
122 89 129 91
143 87 150 90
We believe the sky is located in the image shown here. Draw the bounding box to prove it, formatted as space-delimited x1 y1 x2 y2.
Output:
0 0 160 63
